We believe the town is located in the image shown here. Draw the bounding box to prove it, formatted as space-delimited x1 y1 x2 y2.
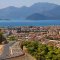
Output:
0 26 60 60
1 26 60 47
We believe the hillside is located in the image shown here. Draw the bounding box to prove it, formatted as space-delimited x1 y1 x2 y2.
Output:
26 13 49 20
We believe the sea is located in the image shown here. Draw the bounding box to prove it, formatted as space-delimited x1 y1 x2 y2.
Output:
0 19 60 27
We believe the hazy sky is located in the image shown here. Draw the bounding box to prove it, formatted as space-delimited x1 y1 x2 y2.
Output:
0 0 60 9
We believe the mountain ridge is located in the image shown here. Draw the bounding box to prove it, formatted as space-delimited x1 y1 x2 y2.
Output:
0 2 60 20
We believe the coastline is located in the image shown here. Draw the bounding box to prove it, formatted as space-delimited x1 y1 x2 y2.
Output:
0 20 60 27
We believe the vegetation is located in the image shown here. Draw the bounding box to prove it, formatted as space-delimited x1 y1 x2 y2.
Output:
0 32 7 44
23 41 60 60
7 35 16 41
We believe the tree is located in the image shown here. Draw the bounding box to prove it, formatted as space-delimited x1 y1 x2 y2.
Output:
23 41 60 60
0 32 7 44
8 35 16 41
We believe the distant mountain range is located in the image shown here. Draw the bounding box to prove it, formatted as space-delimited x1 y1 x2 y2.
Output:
0 2 60 20
26 13 50 20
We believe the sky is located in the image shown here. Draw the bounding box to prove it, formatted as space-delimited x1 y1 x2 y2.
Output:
0 0 60 9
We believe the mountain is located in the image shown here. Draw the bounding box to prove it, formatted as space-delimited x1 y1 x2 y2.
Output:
26 3 60 20
29 2 57 13
26 13 49 20
48 6 60 19
0 2 60 19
